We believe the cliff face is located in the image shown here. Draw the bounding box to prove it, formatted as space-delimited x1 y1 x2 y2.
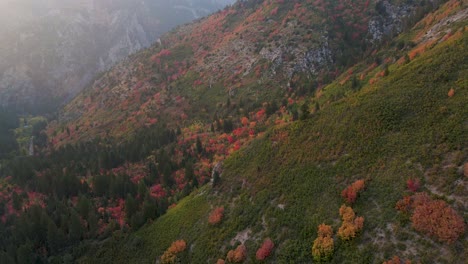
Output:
0 0 235 113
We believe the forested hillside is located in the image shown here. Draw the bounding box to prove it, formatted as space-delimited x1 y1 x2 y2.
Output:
0 0 466 263
81 23 468 264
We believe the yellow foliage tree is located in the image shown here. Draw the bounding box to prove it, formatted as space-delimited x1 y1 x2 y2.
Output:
338 205 364 241
312 224 334 261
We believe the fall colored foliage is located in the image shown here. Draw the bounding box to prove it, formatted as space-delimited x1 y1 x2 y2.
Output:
161 240 187 264
312 224 334 262
208 207 225 225
256 238 274 260
406 178 420 192
383 256 412 264
226 245 247 263
447 88 455 97
411 199 465 243
216 259 225 264
341 179 365 204
338 205 364 241
396 192 465 243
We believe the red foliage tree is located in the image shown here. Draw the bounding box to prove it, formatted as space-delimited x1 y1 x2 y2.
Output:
341 179 365 204
406 179 420 192
256 238 274 260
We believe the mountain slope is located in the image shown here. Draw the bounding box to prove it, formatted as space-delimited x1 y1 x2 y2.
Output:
49 0 446 146
0 0 235 113
0 0 466 263
80 24 467 263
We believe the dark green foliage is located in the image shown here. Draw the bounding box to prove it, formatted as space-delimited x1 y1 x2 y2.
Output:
77 196 92 219
212 171 220 187
125 194 138 221
16 242 34 264
223 118 234 133
196 137 203 154
351 75 361 90
0 108 19 158
69 212 84 242
300 101 310 120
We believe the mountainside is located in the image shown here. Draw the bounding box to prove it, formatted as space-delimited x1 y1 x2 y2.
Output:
0 0 466 263
50 0 449 145
0 0 235 113
80 7 468 263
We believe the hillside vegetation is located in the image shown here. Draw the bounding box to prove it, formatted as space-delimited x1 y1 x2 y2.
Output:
0 0 466 263
80 10 467 264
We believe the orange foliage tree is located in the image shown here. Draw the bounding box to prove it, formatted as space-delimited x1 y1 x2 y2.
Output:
396 192 465 243
341 179 365 204
208 206 225 225
312 224 334 262
160 240 187 264
226 245 247 263
338 205 364 241
411 199 465 243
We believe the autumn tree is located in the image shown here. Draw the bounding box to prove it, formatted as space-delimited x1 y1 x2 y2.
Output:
411 199 465 243
256 238 274 261
208 207 225 225
161 240 187 264
338 205 364 241
396 192 465 243
341 179 365 204
312 224 334 261
406 179 420 192
226 244 247 263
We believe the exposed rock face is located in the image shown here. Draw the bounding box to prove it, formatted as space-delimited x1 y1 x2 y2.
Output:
367 0 447 44
0 0 235 113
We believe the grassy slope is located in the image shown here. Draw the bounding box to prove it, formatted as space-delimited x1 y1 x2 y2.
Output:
79 27 467 263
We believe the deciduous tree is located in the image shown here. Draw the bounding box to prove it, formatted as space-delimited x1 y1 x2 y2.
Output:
338 205 364 241
312 224 334 261
256 238 274 260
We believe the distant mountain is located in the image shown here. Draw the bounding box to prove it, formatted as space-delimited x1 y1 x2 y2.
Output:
0 0 235 113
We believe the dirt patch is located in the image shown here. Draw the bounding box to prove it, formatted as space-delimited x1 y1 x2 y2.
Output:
230 228 252 246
